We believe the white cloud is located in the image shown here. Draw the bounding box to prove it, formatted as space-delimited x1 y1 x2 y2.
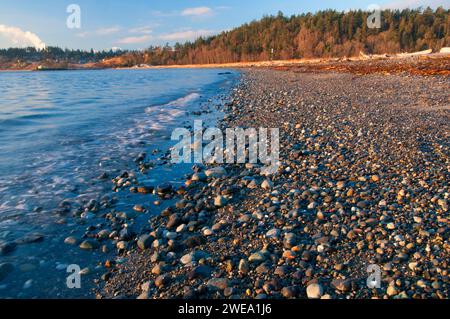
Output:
181 7 213 16
76 26 121 38
159 29 216 42
128 26 153 34
96 26 121 35
0 24 46 49
116 35 152 44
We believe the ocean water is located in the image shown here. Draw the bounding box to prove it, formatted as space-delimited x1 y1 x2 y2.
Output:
0 68 239 298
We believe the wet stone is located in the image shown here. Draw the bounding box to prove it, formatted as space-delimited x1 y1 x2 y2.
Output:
137 186 154 194
64 236 79 245
0 241 16 255
167 214 181 229
157 183 172 194
137 234 153 250
79 240 98 250
15 233 44 245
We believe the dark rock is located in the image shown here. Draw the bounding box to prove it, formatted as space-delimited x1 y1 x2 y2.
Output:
183 236 205 248
188 265 213 280
119 228 134 241
0 241 17 255
255 262 271 274
155 275 169 288
281 286 298 298
167 214 181 229
101 272 111 281
183 287 197 299
157 183 173 194
137 186 154 194
331 278 352 292
207 278 229 291
137 234 153 250
15 233 44 245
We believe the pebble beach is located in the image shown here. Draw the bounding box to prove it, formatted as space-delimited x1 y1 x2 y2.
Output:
97 66 449 299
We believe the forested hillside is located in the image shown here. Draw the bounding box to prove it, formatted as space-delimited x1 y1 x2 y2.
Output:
138 7 449 65
0 46 124 64
1 7 448 67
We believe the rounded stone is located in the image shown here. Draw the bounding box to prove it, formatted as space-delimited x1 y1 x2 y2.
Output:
306 283 323 299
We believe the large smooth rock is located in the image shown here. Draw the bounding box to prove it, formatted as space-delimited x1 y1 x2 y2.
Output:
306 283 323 299
137 234 153 250
205 167 227 178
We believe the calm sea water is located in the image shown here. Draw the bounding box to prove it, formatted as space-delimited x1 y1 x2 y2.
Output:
0 68 238 298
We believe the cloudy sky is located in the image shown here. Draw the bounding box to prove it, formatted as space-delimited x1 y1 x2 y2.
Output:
0 0 448 50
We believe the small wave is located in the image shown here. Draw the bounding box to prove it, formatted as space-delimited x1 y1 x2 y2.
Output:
18 113 67 120
168 92 200 107
145 92 200 113
0 113 67 128
138 92 199 131
0 118 35 127
110 92 202 153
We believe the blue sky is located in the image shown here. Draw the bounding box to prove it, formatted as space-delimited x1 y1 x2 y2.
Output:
0 0 448 50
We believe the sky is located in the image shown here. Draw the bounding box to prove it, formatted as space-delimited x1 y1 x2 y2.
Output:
0 0 448 51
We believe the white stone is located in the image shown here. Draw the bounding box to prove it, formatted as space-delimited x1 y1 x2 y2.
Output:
176 224 187 233
203 228 214 236
261 179 273 190
214 196 227 207
205 167 227 178
165 232 177 240
387 223 396 230
265 228 280 239
181 253 193 265
306 283 323 299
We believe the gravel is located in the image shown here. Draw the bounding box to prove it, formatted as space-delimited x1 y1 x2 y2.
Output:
98 67 449 299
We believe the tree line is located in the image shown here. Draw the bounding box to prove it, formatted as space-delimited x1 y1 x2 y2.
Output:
0 46 125 64
128 7 450 65
1 8 448 66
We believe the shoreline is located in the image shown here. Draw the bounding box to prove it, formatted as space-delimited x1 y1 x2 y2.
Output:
99 68 449 299
0 70 240 298
1 53 448 76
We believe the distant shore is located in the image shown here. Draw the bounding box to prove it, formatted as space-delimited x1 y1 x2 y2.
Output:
1 52 448 76
113 52 450 77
